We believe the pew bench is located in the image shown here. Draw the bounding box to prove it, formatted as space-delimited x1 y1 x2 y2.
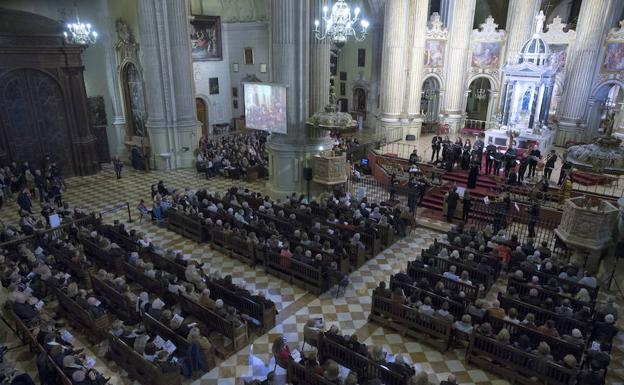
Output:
369 295 453 352
265 252 329 295
287 360 337 385
54 287 112 343
389 277 467 320
466 333 578 385
407 263 480 302
90 274 139 323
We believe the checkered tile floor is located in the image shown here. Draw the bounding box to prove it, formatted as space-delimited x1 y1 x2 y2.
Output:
1 167 622 385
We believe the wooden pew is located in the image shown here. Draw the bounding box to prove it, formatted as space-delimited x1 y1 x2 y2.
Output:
519 267 599 300
54 287 112 343
99 226 140 252
422 250 493 289
466 333 578 385
497 293 590 336
178 294 248 354
4 305 40 352
124 262 169 300
506 279 594 312
389 277 466 320
487 317 584 362
287 360 337 385
167 210 205 243
319 336 410 385
407 263 479 302
228 234 255 265
141 249 187 282
143 313 190 351
265 252 328 295
108 335 182 385
205 280 276 332
90 273 138 322
369 295 453 351
46 242 92 289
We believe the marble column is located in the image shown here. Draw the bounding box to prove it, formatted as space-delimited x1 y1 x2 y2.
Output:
309 0 331 116
367 23 383 120
100 0 126 159
405 0 429 138
442 0 476 135
267 0 332 197
504 0 540 62
379 0 410 136
555 0 618 145
138 0 200 170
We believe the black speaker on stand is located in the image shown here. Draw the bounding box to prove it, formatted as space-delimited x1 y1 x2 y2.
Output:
303 167 313 200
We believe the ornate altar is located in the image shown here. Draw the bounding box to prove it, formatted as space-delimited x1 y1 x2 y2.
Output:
312 151 348 185
486 11 556 153
555 196 618 273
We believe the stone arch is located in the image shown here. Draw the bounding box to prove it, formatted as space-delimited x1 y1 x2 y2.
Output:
119 60 147 138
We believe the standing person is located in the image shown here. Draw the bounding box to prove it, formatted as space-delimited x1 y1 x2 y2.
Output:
34 170 46 203
389 173 399 202
544 150 557 182
446 187 459 222
467 161 479 189
504 147 517 177
528 146 541 178
493 149 504 176
528 202 540 239
462 191 472 223
485 144 496 174
113 156 124 179
558 159 572 186
431 135 442 162
518 155 529 184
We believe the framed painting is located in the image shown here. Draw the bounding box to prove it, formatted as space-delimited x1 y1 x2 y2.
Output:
603 42 624 72
232 87 238 98
233 99 238 109
340 82 346 96
190 15 222 61
549 44 568 72
424 40 445 67
471 42 501 68
244 47 254 65
340 71 347 81
232 63 239 72
260 63 267 73
209 77 219 95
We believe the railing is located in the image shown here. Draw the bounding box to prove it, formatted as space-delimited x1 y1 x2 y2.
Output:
468 201 560 249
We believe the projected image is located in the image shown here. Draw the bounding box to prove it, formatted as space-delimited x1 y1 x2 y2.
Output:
244 83 287 134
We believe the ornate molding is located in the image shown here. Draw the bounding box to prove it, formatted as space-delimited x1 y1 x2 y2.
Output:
426 13 447 40
542 15 576 45
471 15 506 42
351 71 370 92
114 18 140 66
607 20 624 41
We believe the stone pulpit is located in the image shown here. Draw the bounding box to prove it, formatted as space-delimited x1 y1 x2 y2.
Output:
312 152 348 186
554 196 618 273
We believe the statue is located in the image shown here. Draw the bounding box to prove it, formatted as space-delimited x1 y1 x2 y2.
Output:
535 10 545 35
604 111 616 137
115 19 134 44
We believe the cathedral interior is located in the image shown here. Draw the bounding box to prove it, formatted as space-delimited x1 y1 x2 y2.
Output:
0 1 624 385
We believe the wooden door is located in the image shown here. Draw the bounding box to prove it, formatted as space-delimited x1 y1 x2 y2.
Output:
196 98 208 136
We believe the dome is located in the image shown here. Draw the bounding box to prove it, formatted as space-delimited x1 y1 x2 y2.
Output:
519 34 550 65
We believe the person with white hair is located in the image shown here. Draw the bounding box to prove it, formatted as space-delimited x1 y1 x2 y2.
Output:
562 328 584 346
443 266 459 281
351 233 365 249
148 298 165 320
453 314 473 333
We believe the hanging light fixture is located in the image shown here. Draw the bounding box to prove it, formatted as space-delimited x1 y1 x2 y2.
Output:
63 7 98 46
313 0 369 49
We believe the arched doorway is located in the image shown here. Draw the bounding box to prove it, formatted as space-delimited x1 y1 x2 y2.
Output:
465 77 491 122
587 82 623 138
196 97 208 136
548 81 562 123
421 76 441 132
121 62 147 138
352 87 367 126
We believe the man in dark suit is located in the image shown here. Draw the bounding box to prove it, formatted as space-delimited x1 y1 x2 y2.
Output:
528 146 541 178
431 135 442 162
445 187 459 222
485 144 496 174
518 155 529 183
544 150 557 182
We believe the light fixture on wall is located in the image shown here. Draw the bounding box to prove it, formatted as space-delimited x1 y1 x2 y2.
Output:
313 0 369 49
63 7 98 46
476 88 487 101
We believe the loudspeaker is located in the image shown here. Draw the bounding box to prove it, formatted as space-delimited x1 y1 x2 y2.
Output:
303 167 313 181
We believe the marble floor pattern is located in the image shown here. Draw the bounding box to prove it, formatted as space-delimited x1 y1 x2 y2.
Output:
0 167 622 385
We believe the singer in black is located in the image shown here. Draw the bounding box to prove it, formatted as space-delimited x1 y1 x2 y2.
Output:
485 144 497 174
544 150 557 182
528 146 541 178
431 135 442 162
518 154 529 183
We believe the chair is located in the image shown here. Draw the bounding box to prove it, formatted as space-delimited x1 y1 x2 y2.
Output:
138 207 151 224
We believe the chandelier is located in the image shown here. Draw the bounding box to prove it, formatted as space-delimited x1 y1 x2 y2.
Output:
476 88 488 101
63 13 98 46
313 0 369 48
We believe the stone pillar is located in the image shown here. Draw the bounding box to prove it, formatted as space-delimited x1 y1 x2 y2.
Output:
405 0 429 138
309 0 331 115
100 0 126 159
442 0 476 134
367 23 383 120
379 0 410 137
138 0 200 170
267 0 332 197
555 0 617 145
504 0 540 62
